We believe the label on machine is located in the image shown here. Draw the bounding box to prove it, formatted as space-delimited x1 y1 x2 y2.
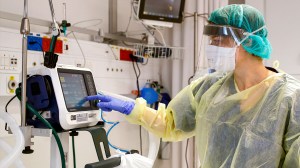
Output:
76 113 88 122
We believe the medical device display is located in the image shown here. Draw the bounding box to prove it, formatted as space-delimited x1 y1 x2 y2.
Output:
26 65 99 131
138 0 185 23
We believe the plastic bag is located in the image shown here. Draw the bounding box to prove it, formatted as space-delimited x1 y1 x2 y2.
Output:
112 153 154 168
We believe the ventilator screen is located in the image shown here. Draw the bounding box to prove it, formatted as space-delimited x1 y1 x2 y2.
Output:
59 73 90 109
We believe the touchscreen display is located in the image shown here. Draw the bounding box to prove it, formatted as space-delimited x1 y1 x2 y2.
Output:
59 73 90 109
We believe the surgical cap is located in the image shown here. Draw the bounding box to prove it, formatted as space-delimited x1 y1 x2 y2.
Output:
208 4 272 59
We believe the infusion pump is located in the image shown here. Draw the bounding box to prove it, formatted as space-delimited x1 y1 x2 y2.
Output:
26 65 99 131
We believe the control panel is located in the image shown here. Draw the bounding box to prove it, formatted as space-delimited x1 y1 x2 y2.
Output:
0 51 21 96
0 51 19 71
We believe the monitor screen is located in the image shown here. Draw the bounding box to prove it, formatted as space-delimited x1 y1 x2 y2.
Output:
59 72 91 110
138 0 185 23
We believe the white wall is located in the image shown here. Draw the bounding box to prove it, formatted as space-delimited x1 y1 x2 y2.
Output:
246 0 300 80
0 0 109 33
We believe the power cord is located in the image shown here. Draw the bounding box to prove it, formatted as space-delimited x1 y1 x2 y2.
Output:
4 95 17 131
130 55 141 97
130 54 144 155
140 58 149 65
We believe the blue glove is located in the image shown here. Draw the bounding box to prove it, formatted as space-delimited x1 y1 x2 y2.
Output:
85 94 135 115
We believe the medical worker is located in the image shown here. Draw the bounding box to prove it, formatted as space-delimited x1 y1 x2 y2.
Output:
87 4 300 167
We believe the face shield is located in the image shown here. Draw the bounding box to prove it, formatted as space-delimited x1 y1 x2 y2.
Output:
201 24 246 73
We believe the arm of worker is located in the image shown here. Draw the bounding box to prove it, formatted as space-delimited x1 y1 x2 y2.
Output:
85 83 198 142
86 73 224 142
126 83 198 142
126 73 225 141
282 94 300 167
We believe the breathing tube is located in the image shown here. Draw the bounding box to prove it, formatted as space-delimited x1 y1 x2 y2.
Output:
15 88 66 168
0 112 25 167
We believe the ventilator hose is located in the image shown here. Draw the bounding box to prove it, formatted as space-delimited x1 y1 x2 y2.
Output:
0 112 25 167
16 88 66 168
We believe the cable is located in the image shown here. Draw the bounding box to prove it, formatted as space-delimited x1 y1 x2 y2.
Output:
100 109 129 153
66 19 103 37
135 61 141 78
72 19 103 27
71 32 86 67
124 0 134 33
15 88 66 168
141 23 163 46
153 27 166 46
135 62 143 155
131 1 163 45
72 136 76 168
4 95 17 131
140 58 149 65
185 139 189 168
188 75 194 84
131 56 141 97
147 24 171 46
183 12 209 20
121 41 135 47
130 56 143 154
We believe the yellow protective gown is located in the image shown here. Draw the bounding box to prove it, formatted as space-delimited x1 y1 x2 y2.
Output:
125 72 300 167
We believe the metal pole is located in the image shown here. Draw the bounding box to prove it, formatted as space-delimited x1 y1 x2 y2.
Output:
20 0 30 127
48 0 57 24
63 3 67 20
194 12 198 73
228 0 245 4
193 12 198 168
109 0 118 34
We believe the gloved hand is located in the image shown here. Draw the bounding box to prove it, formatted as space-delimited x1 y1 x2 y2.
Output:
85 94 135 115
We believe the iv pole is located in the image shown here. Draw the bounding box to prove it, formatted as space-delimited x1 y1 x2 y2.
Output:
20 0 29 129
19 0 35 154
183 10 208 168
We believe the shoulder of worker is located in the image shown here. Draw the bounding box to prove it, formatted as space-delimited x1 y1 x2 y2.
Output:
279 73 300 98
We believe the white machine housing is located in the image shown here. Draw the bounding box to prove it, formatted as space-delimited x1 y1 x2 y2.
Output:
27 64 100 130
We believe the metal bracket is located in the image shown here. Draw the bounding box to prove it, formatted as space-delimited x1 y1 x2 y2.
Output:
76 125 122 168
0 11 145 44
32 128 52 137
76 126 111 161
